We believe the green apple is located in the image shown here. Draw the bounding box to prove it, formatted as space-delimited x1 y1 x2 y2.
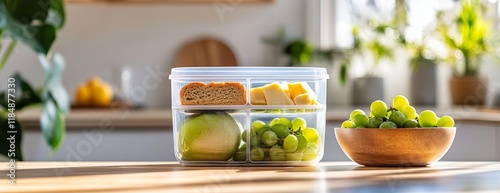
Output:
178 112 241 161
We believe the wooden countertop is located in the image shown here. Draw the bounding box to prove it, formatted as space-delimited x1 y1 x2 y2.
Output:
2 162 500 192
16 106 500 130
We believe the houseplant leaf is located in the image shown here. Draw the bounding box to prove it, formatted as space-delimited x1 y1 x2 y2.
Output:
47 0 65 29
0 73 42 110
39 54 69 114
4 0 51 24
40 98 65 152
0 1 57 55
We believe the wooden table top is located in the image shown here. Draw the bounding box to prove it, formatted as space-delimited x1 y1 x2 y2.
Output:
2 162 500 193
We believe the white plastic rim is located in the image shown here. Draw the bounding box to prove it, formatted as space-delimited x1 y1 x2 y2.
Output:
169 66 330 80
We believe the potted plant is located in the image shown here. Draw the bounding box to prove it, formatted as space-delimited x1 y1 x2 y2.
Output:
340 21 399 105
436 0 499 105
262 27 333 67
0 0 68 160
406 39 439 106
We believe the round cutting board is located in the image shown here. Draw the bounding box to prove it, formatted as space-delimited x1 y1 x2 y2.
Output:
173 37 238 67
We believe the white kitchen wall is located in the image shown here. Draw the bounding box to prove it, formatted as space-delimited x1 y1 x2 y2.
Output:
1 0 500 108
0 0 304 108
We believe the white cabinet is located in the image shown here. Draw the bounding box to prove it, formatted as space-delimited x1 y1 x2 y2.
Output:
441 123 498 161
23 129 175 161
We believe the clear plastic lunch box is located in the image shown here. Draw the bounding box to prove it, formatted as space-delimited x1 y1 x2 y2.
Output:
169 67 329 166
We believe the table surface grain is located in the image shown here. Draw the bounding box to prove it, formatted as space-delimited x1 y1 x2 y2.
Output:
2 162 500 193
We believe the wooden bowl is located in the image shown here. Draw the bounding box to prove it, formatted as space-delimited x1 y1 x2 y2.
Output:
334 127 456 167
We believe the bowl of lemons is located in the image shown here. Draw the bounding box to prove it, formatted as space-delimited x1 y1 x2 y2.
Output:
335 95 456 167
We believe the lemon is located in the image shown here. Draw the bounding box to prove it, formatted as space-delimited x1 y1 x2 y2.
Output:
91 82 113 107
74 84 91 106
87 76 103 90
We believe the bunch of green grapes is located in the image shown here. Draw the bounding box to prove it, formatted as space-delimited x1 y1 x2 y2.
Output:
341 95 455 128
234 117 321 162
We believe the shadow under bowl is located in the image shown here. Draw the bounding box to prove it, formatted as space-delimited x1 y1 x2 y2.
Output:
334 127 456 167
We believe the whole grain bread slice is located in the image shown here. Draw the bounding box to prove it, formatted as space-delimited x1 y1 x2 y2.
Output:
180 82 246 105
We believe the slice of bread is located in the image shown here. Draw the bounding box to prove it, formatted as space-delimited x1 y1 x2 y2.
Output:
180 82 246 105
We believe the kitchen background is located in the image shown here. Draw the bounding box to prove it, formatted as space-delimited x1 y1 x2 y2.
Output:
1 0 500 161
3 0 500 108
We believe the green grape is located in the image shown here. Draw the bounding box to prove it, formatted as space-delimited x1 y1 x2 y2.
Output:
379 121 397 128
352 114 369 127
302 147 318 161
250 135 261 147
386 111 392 119
404 119 419 128
350 109 366 120
392 95 410 110
256 126 271 137
261 131 278 147
270 145 286 161
270 117 292 129
389 111 406 127
401 106 417 121
286 152 304 161
291 117 307 132
302 128 319 143
250 147 265 161
295 135 308 153
269 118 280 127
341 120 355 128
370 100 388 118
270 124 290 139
233 144 247 161
436 115 455 127
419 110 438 127
283 135 299 153
308 137 321 151
252 120 267 129
278 117 293 128
262 147 271 161
241 130 248 142
250 128 257 136
366 117 384 128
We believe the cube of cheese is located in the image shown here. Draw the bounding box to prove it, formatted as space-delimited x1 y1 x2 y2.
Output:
262 82 294 105
288 82 317 101
250 87 267 105
293 93 314 105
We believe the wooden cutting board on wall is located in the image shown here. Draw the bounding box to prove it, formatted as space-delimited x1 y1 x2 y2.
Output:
173 37 238 67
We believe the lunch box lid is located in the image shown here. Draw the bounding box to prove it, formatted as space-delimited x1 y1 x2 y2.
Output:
169 67 330 80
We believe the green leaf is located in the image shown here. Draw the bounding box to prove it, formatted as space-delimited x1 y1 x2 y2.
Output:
51 108 65 152
0 73 42 110
5 0 51 24
40 98 65 151
340 59 348 85
46 0 65 29
1 1 57 55
0 114 23 161
39 53 69 114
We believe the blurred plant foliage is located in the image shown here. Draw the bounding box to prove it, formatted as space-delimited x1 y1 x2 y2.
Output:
339 21 402 84
262 27 333 66
0 0 67 160
436 0 500 77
